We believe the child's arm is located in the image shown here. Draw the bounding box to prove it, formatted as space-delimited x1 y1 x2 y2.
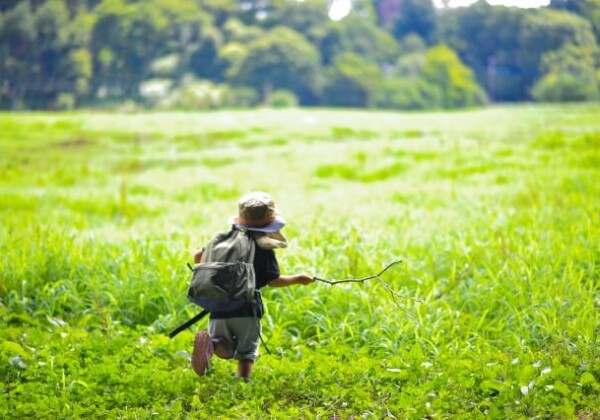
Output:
193 249 203 264
267 274 314 288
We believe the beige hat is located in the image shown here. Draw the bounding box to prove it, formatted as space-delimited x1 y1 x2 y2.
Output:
233 191 286 233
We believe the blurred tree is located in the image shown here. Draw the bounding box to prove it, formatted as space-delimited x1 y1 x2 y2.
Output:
0 2 36 108
322 52 380 107
230 27 321 105
221 17 264 43
398 33 427 54
440 4 597 101
0 0 93 108
421 45 487 108
263 0 329 45
388 0 436 43
439 2 525 101
551 0 600 42
320 14 399 66
374 77 441 109
517 8 596 94
91 0 210 100
531 44 599 101
197 0 239 27
189 27 225 81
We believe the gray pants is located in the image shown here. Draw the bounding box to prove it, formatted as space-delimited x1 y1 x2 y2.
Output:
208 317 261 361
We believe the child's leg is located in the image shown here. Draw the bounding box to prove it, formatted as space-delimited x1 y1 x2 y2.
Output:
208 319 235 359
237 359 254 379
228 317 261 378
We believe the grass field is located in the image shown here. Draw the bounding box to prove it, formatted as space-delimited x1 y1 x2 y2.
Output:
1 105 599 418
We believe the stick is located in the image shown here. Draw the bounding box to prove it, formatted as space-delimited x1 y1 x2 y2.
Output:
313 260 403 285
314 260 423 305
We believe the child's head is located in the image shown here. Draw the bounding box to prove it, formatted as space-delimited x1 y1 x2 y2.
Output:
233 191 285 233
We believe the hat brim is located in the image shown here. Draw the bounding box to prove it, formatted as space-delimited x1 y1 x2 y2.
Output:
233 216 286 233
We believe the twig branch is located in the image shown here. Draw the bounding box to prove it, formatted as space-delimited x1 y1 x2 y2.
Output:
314 260 423 305
313 260 403 285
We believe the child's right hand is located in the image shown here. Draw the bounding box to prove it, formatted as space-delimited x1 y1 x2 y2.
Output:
295 274 315 285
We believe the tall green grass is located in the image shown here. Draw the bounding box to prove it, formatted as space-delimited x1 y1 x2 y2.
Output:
1 105 599 418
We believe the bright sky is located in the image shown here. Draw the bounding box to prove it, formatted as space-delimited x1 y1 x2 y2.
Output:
432 0 550 7
328 0 551 21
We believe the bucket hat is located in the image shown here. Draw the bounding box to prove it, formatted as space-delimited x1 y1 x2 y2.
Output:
232 191 286 233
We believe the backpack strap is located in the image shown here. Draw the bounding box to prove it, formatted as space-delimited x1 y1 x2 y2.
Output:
168 310 209 338
231 225 256 265
251 291 271 355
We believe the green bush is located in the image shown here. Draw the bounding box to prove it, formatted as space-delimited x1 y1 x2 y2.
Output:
173 80 227 109
224 86 260 107
374 78 442 110
531 73 599 102
270 90 298 108
322 53 380 108
531 44 599 102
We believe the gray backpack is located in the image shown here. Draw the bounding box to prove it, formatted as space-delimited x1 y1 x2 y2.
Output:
187 228 256 313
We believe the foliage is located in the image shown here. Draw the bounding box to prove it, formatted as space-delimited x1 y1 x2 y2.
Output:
320 14 399 66
90 0 210 100
388 0 437 43
1 0 600 108
270 89 298 108
374 78 441 110
377 45 487 110
322 53 381 107
440 3 598 101
421 45 487 108
517 8 597 91
1 106 600 417
0 0 93 108
231 26 322 105
551 0 600 42
531 44 600 102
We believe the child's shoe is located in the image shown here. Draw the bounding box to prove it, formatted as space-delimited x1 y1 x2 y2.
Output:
191 331 213 376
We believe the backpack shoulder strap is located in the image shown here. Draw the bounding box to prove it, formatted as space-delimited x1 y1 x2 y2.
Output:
168 310 209 338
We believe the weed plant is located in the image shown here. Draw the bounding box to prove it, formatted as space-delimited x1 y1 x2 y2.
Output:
1 106 599 418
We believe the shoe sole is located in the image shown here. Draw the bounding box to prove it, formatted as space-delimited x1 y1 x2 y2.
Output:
191 332 213 376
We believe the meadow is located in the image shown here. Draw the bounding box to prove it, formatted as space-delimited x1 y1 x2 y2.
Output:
1 105 599 418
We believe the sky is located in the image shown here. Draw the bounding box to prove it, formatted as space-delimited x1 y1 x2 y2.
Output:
328 0 551 21
432 0 551 7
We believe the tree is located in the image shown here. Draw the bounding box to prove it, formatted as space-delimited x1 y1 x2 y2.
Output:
551 0 600 42
421 45 487 108
389 0 436 43
531 44 599 102
91 0 209 100
263 0 329 44
230 27 321 105
374 77 441 110
320 14 399 66
0 0 93 109
439 2 526 101
0 1 36 108
440 4 597 101
322 53 380 107
517 8 596 93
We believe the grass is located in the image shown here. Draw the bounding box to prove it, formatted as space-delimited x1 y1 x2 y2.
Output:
1 105 599 418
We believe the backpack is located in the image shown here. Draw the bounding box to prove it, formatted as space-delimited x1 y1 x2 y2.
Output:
187 228 256 313
169 228 270 353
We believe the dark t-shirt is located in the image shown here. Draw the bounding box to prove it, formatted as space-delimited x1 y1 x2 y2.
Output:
210 241 280 319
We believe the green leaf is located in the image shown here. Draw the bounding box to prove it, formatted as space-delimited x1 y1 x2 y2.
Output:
552 380 571 396
1 341 27 358
580 372 596 386
480 379 506 393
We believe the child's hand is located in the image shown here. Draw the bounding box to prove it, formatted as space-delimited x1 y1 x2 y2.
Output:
295 274 315 285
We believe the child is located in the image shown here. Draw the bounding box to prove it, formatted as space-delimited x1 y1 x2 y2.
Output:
191 191 314 381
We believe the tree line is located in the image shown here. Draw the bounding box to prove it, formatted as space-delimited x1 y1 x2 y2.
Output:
0 0 599 110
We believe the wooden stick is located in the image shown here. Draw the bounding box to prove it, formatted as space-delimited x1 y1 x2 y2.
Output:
313 260 403 285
